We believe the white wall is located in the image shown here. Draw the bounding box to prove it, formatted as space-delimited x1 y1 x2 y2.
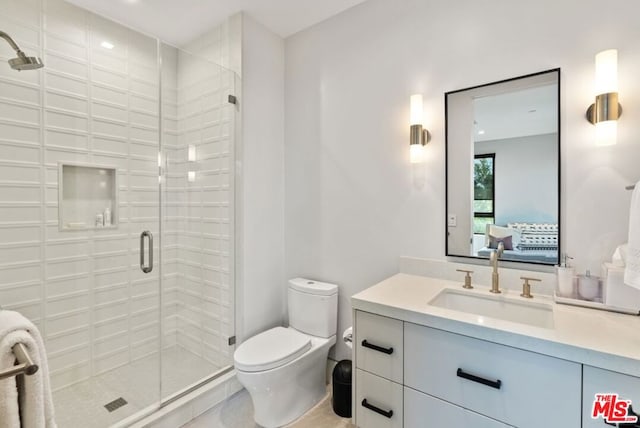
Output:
178 12 287 345
237 14 286 341
446 91 474 255
285 0 640 361
476 133 558 225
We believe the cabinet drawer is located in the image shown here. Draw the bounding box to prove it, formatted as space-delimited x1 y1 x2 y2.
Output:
355 311 403 382
404 323 581 428
583 366 640 427
405 387 512 427
355 369 403 428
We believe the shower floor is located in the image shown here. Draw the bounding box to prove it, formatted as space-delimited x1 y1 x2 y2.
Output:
53 346 220 428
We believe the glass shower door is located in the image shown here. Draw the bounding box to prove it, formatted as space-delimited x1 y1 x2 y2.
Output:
44 15 165 428
160 43 237 401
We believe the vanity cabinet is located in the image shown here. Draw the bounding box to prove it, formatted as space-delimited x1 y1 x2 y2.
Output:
353 310 582 427
582 366 640 427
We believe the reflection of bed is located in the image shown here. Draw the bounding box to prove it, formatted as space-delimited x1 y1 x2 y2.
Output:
476 223 558 263
476 248 558 263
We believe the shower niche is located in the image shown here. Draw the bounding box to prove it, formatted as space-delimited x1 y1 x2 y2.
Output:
58 163 118 230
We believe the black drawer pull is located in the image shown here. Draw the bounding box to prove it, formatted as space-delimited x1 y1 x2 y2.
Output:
361 340 394 355
456 368 502 390
361 399 393 418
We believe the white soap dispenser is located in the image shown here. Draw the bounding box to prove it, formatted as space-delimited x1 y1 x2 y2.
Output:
556 254 575 297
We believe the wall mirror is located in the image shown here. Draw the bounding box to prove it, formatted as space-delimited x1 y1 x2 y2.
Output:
445 69 560 265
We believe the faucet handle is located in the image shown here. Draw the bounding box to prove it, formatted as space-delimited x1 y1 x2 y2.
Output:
456 269 474 289
520 276 541 298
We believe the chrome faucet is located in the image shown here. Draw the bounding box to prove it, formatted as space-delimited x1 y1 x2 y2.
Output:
489 241 504 293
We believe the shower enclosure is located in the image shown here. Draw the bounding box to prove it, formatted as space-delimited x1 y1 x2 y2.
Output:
0 0 238 426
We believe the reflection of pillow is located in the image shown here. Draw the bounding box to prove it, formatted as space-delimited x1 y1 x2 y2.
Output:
489 234 513 250
486 224 521 247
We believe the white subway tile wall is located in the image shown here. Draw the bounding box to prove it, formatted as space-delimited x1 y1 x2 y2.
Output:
0 0 235 407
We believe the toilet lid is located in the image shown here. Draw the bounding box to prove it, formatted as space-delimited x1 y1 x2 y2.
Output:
234 327 311 372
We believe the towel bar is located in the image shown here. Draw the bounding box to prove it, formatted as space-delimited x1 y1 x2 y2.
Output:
0 343 39 381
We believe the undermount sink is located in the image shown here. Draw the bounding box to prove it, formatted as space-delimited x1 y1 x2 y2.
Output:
428 288 554 329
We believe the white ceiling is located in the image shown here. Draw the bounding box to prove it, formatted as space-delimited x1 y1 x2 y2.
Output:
65 0 368 46
474 84 558 142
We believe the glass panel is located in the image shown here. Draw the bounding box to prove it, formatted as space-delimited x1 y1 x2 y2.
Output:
0 0 162 425
473 217 495 234
474 156 494 201
473 200 493 213
160 44 237 400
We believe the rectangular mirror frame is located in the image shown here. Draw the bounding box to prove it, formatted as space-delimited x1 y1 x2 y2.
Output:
445 68 561 266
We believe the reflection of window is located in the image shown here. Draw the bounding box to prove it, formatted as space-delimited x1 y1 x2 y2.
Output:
474 154 495 234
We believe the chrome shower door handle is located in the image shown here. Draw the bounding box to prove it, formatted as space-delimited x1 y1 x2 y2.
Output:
140 231 153 273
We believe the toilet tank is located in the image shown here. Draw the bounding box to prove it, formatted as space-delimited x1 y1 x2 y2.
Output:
288 278 338 338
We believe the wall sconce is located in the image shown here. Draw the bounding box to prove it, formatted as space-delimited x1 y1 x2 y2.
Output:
187 145 196 182
586 49 622 146
410 94 431 163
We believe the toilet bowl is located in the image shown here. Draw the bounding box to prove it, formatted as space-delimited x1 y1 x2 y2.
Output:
236 327 336 427
234 278 338 427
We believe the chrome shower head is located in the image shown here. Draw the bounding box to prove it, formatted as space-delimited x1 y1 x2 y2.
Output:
0 30 44 71
8 52 44 71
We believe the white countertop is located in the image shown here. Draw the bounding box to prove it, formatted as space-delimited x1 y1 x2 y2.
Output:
352 273 640 378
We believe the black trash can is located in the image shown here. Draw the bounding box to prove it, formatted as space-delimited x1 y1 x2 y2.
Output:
332 359 352 418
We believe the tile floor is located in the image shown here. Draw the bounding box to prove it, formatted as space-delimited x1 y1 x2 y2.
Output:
182 386 354 428
53 346 221 428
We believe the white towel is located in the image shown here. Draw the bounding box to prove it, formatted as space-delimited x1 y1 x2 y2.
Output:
625 181 640 289
0 310 56 428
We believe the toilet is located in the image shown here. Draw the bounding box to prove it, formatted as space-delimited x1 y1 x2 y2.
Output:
234 278 338 427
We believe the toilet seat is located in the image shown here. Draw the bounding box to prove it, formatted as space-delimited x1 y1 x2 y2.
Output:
234 327 311 372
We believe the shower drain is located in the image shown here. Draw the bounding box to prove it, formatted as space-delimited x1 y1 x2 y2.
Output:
104 397 128 412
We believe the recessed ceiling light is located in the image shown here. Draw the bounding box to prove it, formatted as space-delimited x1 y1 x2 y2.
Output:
101 41 114 50
478 130 485 135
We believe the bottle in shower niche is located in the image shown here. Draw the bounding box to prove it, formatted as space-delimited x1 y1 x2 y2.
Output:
104 207 111 227
95 212 104 228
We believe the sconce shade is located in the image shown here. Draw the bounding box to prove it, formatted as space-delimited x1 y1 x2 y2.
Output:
595 49 618 94
595 120 617 147
410 94 423 125
410 142 424 164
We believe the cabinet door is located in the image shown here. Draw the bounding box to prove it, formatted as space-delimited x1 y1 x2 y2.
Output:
355 310 403 383
355 369 403 428
583 365 640 427
404 322 581 428
405 387 513 428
